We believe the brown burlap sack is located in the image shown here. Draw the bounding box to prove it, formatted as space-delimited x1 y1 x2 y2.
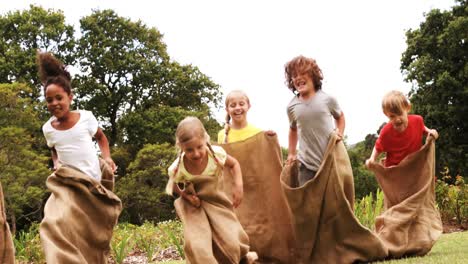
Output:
40 163 122 264
174 172 250 264
281 133 388 263
0 182 15 264
220 132 295 263
367 136 442 257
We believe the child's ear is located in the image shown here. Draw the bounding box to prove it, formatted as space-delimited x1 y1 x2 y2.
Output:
407 104 412 112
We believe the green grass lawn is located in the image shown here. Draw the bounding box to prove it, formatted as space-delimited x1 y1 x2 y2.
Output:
375 231 468 264
157 232 467 264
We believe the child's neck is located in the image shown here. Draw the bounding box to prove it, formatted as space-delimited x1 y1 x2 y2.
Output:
299 89 317 101
183 154 209 175
230 119 248 130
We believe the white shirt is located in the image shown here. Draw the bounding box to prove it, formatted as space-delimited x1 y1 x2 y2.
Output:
42 110 101 180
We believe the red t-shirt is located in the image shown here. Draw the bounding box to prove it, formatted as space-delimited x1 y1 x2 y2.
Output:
375 115 426 167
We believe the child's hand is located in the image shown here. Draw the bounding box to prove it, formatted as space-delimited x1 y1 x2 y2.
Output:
184 193 201 208
286 154 297 166
428 129 439 140
232 184 243 208
334 128 344 141
104 157 117 172
365 158 374 169
265 130 276 136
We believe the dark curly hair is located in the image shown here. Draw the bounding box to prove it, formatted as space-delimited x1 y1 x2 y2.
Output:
284 55 323 94
37 52 72 95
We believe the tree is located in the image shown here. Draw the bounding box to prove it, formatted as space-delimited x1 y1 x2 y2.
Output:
118 105 221 153
115 143 177 224
0 5 75 99
401 0 467 177
0 83 50 233
75 9 222 145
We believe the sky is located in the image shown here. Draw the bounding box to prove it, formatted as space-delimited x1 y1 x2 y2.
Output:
1 0 456 147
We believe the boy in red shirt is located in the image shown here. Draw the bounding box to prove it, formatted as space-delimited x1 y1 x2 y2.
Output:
366 90 438 168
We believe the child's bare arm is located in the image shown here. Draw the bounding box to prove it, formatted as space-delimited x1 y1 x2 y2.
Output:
287 127 298 165
334 112 346 140
51 147 58 170
424 126 438 139
365 146 382 168
94 128 117 172
225 154 243 208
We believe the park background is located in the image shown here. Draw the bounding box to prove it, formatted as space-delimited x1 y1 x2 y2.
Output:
0 0 466 263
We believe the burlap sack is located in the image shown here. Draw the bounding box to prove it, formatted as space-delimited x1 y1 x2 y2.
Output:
0 182 15 264
174 172 250 264
367 136 442 257
40 163 122 264
281 133 388 263
220 132 295 263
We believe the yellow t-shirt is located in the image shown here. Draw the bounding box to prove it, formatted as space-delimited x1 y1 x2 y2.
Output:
168 145 227 183
217 124 262 144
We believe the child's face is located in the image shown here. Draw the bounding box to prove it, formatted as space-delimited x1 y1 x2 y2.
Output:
226 95 250 124
385 110 409 132
180 136 208 166
293 74 315 96
45 84 73 119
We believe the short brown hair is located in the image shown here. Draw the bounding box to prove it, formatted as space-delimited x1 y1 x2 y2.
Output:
284 55 323 94
382 90 410 115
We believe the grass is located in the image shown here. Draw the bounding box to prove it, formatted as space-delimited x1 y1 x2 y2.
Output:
156 232 468 264
375 231 468 263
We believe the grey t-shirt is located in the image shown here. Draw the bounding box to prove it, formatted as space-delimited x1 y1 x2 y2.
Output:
287 90 342 171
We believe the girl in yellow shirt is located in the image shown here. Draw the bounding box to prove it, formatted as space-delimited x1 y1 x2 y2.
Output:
218 90 269 143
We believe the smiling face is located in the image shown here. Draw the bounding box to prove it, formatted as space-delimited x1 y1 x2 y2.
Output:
45 84 73 119
226 92 250 127
293 73 315 97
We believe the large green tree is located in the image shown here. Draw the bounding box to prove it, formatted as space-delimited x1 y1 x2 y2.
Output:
0 83 50 233
401 0 467 177
75 10 222 145
115 143 177 224
0 5 75 99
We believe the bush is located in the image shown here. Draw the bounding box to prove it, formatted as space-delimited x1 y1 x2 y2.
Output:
354 189 384 229
436 168 468 226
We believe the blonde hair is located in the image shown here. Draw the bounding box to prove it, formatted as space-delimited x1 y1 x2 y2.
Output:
166 116 219 195
382 90 411 115
224 90 251 143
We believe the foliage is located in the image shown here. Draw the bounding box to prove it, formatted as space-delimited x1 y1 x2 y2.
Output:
0 5 75 100
74 9 222 145
347 134 380 199
436 167 468 226
0 83 50 233
110 220 184 263
401 0 468 177
354 189 384 229
118 105 221 155
115 143 178 224
14 220 184 263
13 223 44 263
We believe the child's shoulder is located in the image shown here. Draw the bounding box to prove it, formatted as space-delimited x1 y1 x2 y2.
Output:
77 109 96 119
408 114 423 122
209 145 227 164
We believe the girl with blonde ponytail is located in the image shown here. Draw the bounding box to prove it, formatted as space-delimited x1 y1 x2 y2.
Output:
166 116 258 263
218 90 273 144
